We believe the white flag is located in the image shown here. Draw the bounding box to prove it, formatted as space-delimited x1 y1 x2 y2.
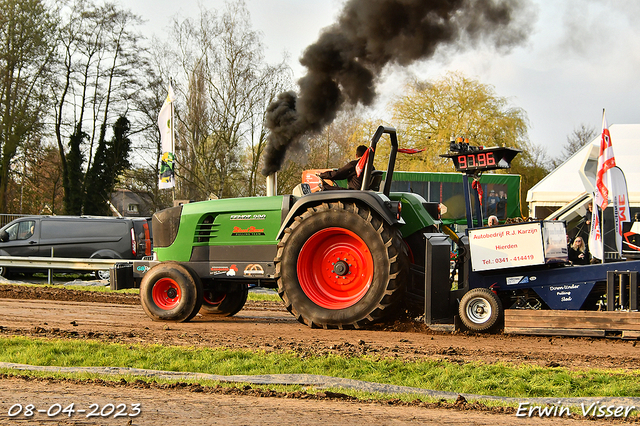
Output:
588 197 603 261
158 84 175 189
610 166 630 255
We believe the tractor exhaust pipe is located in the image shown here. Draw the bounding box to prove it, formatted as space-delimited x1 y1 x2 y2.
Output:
266 173 277 196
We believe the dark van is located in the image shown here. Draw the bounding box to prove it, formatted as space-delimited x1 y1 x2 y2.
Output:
0 216 153 279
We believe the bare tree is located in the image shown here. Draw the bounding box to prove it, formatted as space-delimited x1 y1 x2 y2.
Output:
244 62 292 197
126 67 173 211
557 123 597 164
52 0 146 214
8 142 63 215
155 1 291 200
0 0 56 212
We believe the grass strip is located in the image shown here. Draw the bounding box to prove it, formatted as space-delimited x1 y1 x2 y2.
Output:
0 336 638 399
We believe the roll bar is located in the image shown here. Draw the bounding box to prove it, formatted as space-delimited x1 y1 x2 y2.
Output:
360 126 398 196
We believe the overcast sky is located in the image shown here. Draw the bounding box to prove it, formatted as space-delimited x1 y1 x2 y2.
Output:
127 0 640 160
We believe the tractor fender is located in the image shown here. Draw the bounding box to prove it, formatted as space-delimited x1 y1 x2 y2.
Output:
277 191 402 240
90 249 123 259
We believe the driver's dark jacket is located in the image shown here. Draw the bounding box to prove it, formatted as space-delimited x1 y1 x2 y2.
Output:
318 159 362 190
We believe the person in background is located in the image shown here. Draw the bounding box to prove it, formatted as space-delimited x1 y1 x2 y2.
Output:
497 190 508 219
486 190 499 217
569 236 591 265
487 215 499 226
577 202 593 242
318 145 368 190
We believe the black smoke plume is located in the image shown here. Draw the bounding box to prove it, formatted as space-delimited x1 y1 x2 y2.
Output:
262 0 534 176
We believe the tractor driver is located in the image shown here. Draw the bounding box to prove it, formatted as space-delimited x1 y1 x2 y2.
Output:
318 145 368 190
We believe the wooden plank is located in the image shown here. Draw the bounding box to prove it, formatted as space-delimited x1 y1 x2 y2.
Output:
622 330 640 339
504 310 640 334
504 318 640 331
506 310 640 319
506 311 640 322
505 321 640 331
504 327 605 337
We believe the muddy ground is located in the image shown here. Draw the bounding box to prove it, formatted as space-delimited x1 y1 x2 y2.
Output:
0 283 638 425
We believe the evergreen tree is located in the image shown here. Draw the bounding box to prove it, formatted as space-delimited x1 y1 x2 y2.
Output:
63 125 87 215
83 117 131 215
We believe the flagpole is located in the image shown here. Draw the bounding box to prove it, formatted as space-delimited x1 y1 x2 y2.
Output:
599 205 604 264
592 108 615 264
601 109 605 264
170 78 176 204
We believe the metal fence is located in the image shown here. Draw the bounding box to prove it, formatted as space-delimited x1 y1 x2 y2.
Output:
0 255 124 285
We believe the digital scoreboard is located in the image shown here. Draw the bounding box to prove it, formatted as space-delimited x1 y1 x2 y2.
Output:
440 146 521 173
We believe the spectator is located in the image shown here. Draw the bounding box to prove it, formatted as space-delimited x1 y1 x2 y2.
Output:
577 202 593 241
486 190 499 217
497 190 508 219
569 237 591 265
487 215 499 226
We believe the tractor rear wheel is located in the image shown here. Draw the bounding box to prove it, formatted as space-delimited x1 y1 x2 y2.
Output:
458 288 503 332
275 202 408 329
199 284 248 317
140 262 203 322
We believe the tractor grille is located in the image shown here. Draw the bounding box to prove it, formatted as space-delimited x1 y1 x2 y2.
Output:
195 215 218 243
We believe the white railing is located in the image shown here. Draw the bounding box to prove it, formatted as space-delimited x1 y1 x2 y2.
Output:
0 256 123 270
0 256 129 285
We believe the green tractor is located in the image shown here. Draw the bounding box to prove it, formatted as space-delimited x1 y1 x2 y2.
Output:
128 126 442 329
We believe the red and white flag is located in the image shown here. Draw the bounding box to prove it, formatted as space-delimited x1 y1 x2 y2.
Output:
355 147 373 177
594 110 616 209
397 148 426 154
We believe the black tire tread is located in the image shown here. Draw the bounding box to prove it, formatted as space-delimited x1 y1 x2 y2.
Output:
139 261 203 323
199 284 248 317
275 202 407 329
458 287 503 332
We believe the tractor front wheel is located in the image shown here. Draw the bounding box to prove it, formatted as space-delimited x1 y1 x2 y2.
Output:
140 262 203 322
458 288 503 332
275 202 408 329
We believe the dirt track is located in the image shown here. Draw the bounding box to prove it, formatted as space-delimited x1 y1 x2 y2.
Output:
0 283 639 424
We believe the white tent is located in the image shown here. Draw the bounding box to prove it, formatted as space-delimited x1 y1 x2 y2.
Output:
527 124 640 219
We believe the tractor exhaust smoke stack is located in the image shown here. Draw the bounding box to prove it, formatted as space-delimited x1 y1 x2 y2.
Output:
266 173 277 197
261 0 534 176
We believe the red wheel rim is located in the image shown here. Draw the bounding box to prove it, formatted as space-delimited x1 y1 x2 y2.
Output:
297 227 373 309
204 289 225 306
152 278 182 310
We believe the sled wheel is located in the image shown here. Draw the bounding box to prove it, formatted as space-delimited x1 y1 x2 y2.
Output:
275 202 408 329
199 283 249 317
458 288 503 332
140 262 203 322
